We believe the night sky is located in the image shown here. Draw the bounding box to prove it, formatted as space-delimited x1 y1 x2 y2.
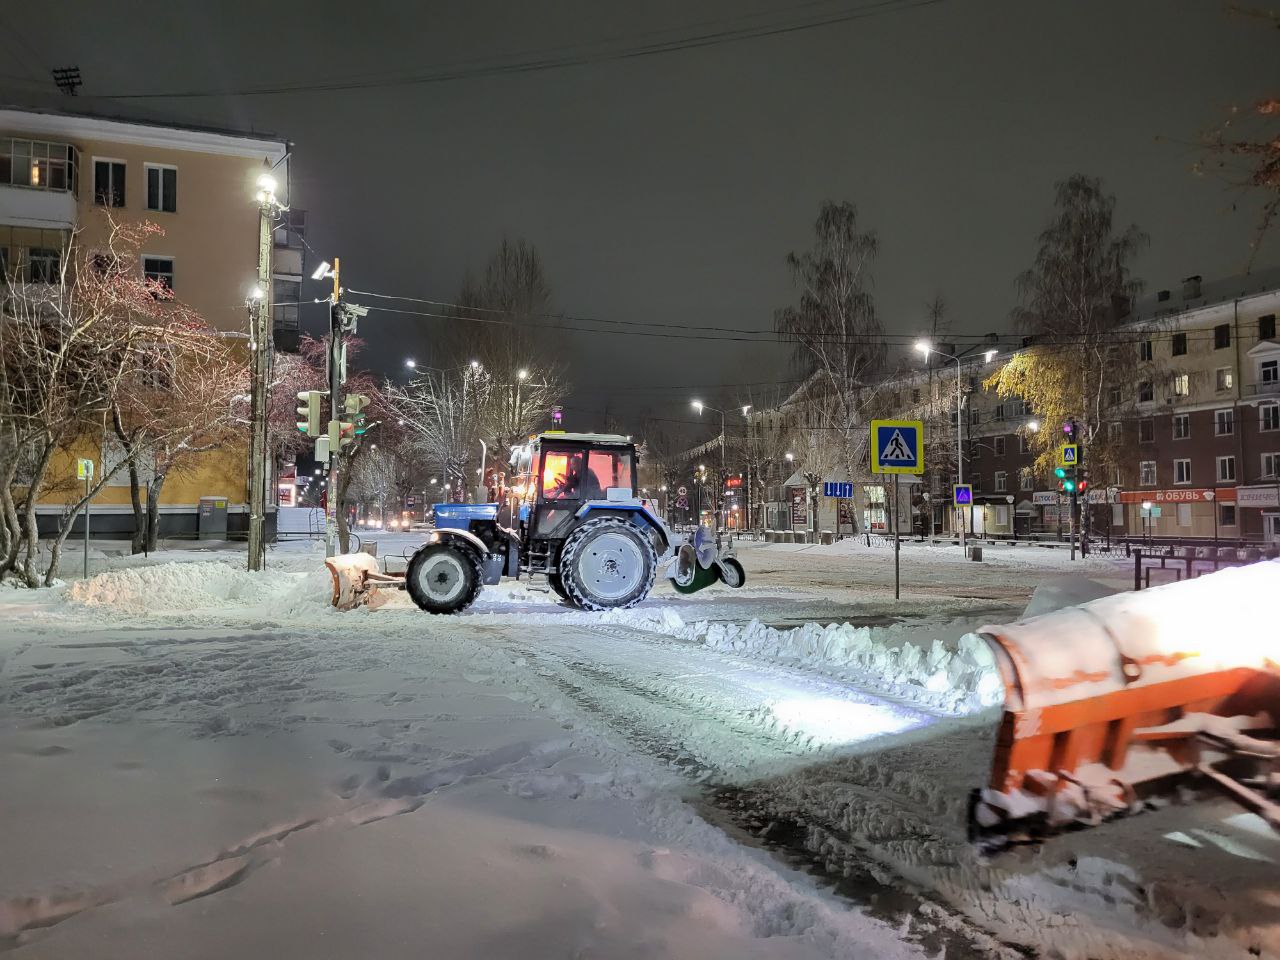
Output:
4 0 1277 440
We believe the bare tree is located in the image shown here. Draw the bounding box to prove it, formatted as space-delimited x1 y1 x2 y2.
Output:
985 174 1148 550
1 217 224 584
1195 7 1280 266
774 202 887 531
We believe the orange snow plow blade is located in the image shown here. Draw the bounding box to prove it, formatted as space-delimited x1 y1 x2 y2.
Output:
324 553 404 611
971 560 1280 846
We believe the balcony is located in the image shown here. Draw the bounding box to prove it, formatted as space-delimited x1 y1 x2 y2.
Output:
0 137 79 229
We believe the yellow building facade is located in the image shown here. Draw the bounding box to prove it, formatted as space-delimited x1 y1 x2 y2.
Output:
1 105 293 538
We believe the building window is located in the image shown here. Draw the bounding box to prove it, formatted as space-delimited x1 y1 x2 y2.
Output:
993 403 1005 421
1178 503 1193 527
1173 413 1190 439
1263 404 1280 432
1019 468 1034 491
1138 419 1154 443
1138 380 1153 403
93 159 125 207
28 248 60 283
0 247 7 285
1018 433 1031 454
1108 421 1122 441
1214 409 1234 436
142 256 174 293
1263 360 1278 385
145 164 177 213
1107 387 1121 407
1172 373 1190 397
1216 455 1236 482
994 471 1007 493
1140 460 1157 486
1220 504 1237 527
970 408 980 425
1263 452 1280 479
911 389 920 403
1261 315 1276 341
1214 368 1233 392
992 435 1005 456
1174 458 1192 484
1139 340 1153 361
1172 332 1187 356
1214 323 1231 349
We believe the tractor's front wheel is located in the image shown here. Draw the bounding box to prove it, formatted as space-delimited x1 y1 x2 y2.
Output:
406 541 483 614
559 517 657 611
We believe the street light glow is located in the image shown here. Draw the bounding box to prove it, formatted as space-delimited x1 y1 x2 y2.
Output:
405 358 416 369
310 260 333 281
914 339 931 355
984 349 998 362
518 369 529 380
248 284 265 300
256 172 277 194
692 400 704 412
785 452 794 462
470 360 480 370
1027 420 1040 432
741 404 752 415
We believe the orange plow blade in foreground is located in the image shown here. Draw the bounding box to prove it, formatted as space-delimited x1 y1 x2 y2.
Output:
971 559 1280 846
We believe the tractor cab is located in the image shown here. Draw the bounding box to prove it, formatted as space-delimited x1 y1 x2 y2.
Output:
508 433 634 533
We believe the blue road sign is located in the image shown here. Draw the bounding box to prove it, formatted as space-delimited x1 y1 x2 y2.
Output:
953 483 973 505
823 481 854 499
870 419 925 474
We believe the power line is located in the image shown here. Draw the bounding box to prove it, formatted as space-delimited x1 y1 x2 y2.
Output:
349 288 1258 351
99 0 943 100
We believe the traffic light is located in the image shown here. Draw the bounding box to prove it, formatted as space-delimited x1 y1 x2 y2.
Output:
295 390 326 437
344 394 371 435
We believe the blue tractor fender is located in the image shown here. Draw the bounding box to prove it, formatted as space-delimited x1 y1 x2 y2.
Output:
573 501 672 555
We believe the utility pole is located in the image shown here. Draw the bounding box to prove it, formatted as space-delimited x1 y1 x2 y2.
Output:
326 258 343 557
247 167 286 572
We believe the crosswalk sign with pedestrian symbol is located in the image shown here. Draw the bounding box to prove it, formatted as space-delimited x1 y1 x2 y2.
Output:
870 419 924 475
1058 443 1078 467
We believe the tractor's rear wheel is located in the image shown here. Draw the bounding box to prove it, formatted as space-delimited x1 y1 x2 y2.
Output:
559 517 657 611
406 541 483 614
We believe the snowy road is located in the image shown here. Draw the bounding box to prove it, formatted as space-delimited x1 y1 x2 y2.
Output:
2 544 1277 959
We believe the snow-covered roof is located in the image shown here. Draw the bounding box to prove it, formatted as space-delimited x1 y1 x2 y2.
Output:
536 431 633 446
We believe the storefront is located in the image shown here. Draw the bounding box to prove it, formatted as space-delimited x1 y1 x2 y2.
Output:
1117 487 1239 540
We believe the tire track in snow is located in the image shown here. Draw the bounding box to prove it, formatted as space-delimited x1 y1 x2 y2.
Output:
489 623 1020 960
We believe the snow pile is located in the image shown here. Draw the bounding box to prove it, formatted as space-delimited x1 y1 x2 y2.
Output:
675 617 1003 713
65 561 304 617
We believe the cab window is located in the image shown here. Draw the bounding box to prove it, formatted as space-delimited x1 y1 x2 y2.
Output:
541 450 585 499
587 450 633 496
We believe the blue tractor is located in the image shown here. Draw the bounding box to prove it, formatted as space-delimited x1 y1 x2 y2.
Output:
396 431 744 613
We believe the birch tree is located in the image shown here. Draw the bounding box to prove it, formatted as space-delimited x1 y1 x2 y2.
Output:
774 202 887 531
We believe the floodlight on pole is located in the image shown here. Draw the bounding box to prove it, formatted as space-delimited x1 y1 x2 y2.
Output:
310 260 333 281
914 339 931 355
741 404 751 415
691 399 703 412
405 358 416 369
518 369 529 380
984 349 998 362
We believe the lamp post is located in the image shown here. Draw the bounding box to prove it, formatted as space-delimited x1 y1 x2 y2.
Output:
247 166 287 572
913 341 997 554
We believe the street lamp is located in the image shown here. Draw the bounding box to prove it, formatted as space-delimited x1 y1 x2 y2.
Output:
1027 420 1040 432
915 339 969 552
517 369 529 380
405 358 416 369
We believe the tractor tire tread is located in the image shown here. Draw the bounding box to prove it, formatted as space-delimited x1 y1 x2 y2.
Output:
405 541 484 614
559 517 657 612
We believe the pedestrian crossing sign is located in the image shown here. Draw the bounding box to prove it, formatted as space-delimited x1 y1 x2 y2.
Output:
1058 443 1078 467
870 419 924 475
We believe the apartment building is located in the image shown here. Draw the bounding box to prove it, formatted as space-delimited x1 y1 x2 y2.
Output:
1 102 294 537
736 269 1280 542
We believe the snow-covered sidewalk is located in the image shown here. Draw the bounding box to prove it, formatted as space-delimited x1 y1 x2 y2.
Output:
1 545 1276 959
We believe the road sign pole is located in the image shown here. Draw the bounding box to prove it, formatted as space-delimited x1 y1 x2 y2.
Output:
83 468 90 580
893 473 901 601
